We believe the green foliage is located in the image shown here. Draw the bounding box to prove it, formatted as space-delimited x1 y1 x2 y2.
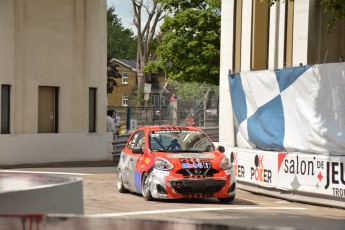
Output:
136 87 145 106
145 0 221 85
261 0 344 31
107 7 137 59
107 59 121 94
320 0 345 32
107 7 138 94
168 79 219 101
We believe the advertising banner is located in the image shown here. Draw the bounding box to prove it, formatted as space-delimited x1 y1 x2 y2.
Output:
224 147 345 200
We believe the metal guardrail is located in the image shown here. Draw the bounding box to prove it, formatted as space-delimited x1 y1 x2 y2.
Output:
112 134 131 161
112 127 219 162
202 127 219 142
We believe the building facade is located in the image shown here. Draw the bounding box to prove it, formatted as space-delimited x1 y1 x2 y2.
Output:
219 0 345 144
107 58 138 107
0 0 108 165
107 58 168 108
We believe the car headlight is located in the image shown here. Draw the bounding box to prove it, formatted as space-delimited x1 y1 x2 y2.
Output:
219 156 233 170
154 157 173 171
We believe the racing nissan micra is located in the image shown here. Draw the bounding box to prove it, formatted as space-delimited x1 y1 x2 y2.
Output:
116 126 236 203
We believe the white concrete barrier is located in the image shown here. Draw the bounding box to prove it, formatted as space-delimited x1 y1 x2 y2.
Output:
0 215 251 230
0 174 83 214
216 144 345 209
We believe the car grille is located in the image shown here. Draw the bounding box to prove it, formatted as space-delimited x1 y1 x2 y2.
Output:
170 179 225 195
175 168 219 177
176 158 219 177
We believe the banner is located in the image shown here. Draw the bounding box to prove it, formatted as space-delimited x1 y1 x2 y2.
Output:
224 147 345 200
228 62 345 154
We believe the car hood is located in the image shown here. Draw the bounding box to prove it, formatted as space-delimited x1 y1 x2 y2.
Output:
167 153 215 159
152 151 223 163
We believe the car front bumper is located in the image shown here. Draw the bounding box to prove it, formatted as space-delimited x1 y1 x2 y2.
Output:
147 169 236 199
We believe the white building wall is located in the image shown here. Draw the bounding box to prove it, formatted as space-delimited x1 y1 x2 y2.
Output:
0 0 109 165
277 2 286 68
292 1 310 66
240 0 252 71
268 2 287 70
219 0 313 146
268 3 278 70
219 0 235 145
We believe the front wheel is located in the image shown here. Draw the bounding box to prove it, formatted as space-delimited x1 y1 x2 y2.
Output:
117 169 128 193
141 173 154 201
218 196 235 204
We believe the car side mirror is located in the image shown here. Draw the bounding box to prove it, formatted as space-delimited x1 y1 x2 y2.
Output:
218 146 225 153
132 146 144 154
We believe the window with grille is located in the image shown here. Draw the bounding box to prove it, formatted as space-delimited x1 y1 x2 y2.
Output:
152 95 159 106
122 73 128 84
122 94 128 106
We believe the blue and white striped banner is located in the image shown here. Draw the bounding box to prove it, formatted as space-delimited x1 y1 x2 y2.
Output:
228 62 345 154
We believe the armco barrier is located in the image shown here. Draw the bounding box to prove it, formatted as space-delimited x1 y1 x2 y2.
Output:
219 145 345 209
0 174 83 214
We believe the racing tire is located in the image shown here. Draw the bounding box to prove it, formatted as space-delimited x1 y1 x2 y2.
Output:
141 173 154 201
117 169 129 193
218 196 235 204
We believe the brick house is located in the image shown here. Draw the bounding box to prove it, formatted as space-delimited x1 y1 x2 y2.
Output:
107 58 170 109
107 58 138 107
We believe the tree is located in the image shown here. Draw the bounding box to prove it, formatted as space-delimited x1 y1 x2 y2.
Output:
107 7 137 59
107 59 121 94
145 0 221 85
168 80 218 101
131 0 166 89
107 7 138 94
262 0 345 31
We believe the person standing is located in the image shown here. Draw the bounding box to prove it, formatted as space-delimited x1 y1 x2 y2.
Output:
107 109 117 154
107 109 116 135
169 94 176 123
170 94 175 104
113 110 121 135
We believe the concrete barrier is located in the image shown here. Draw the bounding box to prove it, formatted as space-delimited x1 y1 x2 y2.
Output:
0 215 260 230
0 174 83 214
217 145 345 209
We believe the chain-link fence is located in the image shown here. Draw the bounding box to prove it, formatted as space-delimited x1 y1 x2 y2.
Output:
108 98 219 132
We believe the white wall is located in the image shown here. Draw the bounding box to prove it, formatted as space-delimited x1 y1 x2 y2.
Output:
0 0 108 165
268 2 287 69
240 0 253 71
0 133 111 165
293 1 310 66
219 0 235 145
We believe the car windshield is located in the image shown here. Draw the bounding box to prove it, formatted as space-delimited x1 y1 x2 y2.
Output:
149 130 215 152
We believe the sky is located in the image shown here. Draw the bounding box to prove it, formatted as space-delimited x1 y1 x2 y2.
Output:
107 0 136 33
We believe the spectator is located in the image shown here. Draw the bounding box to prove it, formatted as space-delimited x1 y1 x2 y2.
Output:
107 109 116 135
185 113 195 126
113 110 121 135
170 94 175 104
170 94 176 122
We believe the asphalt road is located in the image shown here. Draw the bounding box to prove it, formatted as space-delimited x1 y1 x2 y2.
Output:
1 165 345 230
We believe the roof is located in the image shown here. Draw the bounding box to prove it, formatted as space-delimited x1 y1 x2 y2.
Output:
137 126 201 132
109 58 136 70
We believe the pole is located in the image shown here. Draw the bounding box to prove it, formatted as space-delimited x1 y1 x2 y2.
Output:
126 106 131 132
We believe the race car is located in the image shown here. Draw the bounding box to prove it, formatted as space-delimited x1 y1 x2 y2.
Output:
116 126 236 203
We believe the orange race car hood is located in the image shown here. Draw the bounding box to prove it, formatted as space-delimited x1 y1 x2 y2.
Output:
151 151 223 168
166 153 216 159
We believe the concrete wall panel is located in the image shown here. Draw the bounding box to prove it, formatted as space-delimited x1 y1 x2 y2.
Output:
219 0 235 145
0 0 107 165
